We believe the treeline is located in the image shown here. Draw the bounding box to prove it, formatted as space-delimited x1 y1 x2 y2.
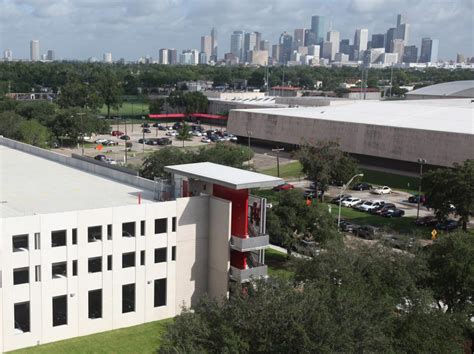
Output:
1 62 473 95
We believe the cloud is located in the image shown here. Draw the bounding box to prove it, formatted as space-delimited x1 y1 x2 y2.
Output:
0 0 472 60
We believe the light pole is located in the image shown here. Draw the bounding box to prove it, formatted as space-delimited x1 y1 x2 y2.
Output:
338 173 364 228
247 130 252 164
77 112 86 156
416 158 427 220
272 147 284 177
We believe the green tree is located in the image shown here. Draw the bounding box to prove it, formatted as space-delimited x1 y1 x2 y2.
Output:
149 98 166 114
297 141 359 200
183 91 208 114
14 101 57 126
50 109 108 144
176 122 192 147
0 111 25 139
57 81 103 110
17 119 51 147
196 142 253 167
140 147 195 179
96 70 123 119
423 160 473 230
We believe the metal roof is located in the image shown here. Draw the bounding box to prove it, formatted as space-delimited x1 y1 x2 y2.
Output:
406 80 474 97
164 162 282 190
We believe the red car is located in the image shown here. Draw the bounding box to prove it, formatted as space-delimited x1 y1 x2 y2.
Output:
111 130 124 137
272 183 295 191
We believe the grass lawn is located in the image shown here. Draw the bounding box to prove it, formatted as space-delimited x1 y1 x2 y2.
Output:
260 161 304 179
100 102 149 117
360 168 420 194
266 248 294 280
11 319 171 354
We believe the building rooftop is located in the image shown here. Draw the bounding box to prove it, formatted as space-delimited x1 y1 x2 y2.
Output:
165 162 282 190
0 145 155 218
406 80 474 98
232 99 474 135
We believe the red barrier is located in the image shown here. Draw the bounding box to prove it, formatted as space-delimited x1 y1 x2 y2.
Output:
148 113 227 120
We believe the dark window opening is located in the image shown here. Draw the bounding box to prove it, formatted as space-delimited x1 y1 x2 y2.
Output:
88 257 102 273
154 218 167 234
72 260 77 276
13 268 29 285
154 248 167 263
52 262 67 279
172 217 176 232
88 226 102 242
122 252 135 268
140 250 145 266
122 222 135 238
122 283 135 313
107 255 112 271
88 289 102 319
52 295 67 326
12 234 28 252
172 246 176 261
14 302 30 333
154 278 167 307
72 228 77 245
140 220 145 236
107 224 112 240
51 230 67 247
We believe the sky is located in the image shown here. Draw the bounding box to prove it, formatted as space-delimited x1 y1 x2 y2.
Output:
1 0 473 61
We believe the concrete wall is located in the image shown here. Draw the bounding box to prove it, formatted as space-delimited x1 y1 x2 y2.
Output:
204 92 266 100
207 197 231 301
227 110 474 167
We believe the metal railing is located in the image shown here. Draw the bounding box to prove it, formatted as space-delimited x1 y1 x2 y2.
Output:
229 263 268 283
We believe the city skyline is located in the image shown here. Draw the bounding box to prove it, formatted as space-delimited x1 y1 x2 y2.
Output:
1 0 472 61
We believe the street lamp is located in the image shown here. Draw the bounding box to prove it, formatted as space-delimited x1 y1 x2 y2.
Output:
247 130 253 164
338 173 364 228
416 158 427 220
272 147 285 177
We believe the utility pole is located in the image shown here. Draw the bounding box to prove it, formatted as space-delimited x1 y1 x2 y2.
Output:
272 147 284 177
247 130 253 164
77 112 86 156
124 115 128 164
416 158 427 220
142 129 145 153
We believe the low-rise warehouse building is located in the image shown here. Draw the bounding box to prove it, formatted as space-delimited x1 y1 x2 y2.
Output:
227 99 474 170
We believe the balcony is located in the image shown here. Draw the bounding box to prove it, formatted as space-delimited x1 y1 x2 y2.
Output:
230 234 269 252
229 263 268 283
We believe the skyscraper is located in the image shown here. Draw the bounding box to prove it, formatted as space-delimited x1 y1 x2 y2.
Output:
321 42 334 60
255 32 262 50
272 44 281 62
293 29 305 49
403 45 418 63
390 39 404 63
230 31 244 62
354 29 368 51
304 29 317 46
419 38 439 63
395 23 410 44
260 40 270 51
279 32 293 63
339 39 350 55
385 28 396 53
201 35 212 64
30 40 39 61
103 52 112 63
326 30 340 59
310 16 325 44
168 49 177 64
159 48 169 64
456 53 465 63
46 50 55 61
243 32 258 62
211 28 218 61
4 49 13 61
397 14 404 27
371 34 385 49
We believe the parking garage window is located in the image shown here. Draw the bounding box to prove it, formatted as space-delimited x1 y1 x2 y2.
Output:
122 252 135 268
14 302 30 333
154 248 167 263
88 289 102 319
107 255 112 271
122 283 135 313
122 222 135 238
107 225 113 240
172 246 176 261
72 228 77 245
154 278 167 307
88 226 102 242
140 221 146 236
52 295 67 327
51 230 67 247
88 257 102 273
72 260 77 276
154 218 167 234
172 217 177 232
34 233 41 250
52 262 67 279
12 234 28 252
13 267 29 285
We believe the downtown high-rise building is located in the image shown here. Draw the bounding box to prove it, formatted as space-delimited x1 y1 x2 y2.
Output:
419 38 439 63
339 39 350 55
260 40 270 51
390 39 405 63
46 50 55 61
279 32 293 63
211 27 218 61
326 30 340 60
371 34 385 49
293 29 305 49
403 45 418 63
159 48 169 64
30 40 39 61
230 31 244 62
168 49 178 65
103 52 112 63
243 32 258 62
4 49 13 61
200 35 212 64
385 28 396 53
354 29 368 51
310 15 325 44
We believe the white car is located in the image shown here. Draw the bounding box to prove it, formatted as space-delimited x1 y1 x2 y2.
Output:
95 138 108 144
201 137 211 143
341 197 362 207
166 130 177 137
192 131 202 136
371 186 392 195
358 200 385 212
104 158 117 165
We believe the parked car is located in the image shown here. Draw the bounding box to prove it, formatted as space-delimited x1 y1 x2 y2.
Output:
273 183 295 192
371 186 392 195
95 138 108 144
303 189 323 199
358 200 385 212
158 125 167 131
414 215 438 227
408 194 427 204
352 182 373 191
435 219 459 231
192 130 202 136
142 128 151 133
369 203 396 215
141 123 150 128
353 200 369 211
381 208 405 217
331 194 352 204
209 135 220 142
111 130 124 136
172 123 182 130
120 135 130 140
353 225 378 240
146 139 158 145
138 138 148 144
152 122 160 127
341 197 362 207
103 140 119 146
166 130 177 137
201 136 211 143
94 154 106 161
338 220 356 232
104 157 117 165
157 137 172 145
